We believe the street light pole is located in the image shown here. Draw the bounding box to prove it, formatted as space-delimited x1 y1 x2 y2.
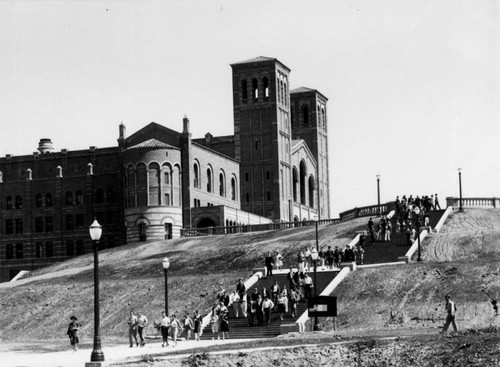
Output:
376 174 381 214
458 168 463 212
311 247 319 331
413 207 422 262
89 219 104 362
162 257 170 315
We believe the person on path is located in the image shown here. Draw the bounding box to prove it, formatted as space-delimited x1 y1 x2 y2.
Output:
304 273 313 299
220 311 229 340
440 295 459 334
265 252 274 278
230 290 240 318
435 194 442 210
136 312 148 347
67 316 80 352
170 314 183 346
159 311 170 347
210 307 220 340
127 310 138 347
262 297 275 326
193 310 203 341
183 313 194 341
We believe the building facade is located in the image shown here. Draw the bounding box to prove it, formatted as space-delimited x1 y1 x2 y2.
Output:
0 56 330 281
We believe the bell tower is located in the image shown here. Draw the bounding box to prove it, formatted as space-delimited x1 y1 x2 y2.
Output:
231 57 293 221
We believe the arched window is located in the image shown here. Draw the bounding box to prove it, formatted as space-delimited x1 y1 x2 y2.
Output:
292 167 298 202
263 77 269 98
193 163 199 188
95 188 104 203
136 163 148 207
148 162 160 206
245 172 249 182
6 244 13 259
266 170 271 180
267 191 271 201
164 172 170 185
246 193 250 202
283 82 287 106
252 78 258 100
127 165 136 208
241 79 248 100
45 193 52 207
219 172 225 197
35 194 43 208
231 177 236 201
15 196 23 209
206 168 212 193
276 77 280 103
309 175 315 208
6 196 12 210
76 191 84 205
321 107 326 130
300 161 307 205
66 191 73 205
302 104 309 127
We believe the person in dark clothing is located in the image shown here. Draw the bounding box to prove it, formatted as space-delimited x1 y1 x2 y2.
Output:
67 315 80 351
264 252 274 278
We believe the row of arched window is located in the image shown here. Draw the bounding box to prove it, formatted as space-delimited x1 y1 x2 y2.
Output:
193 162 238 201
241 77 270 102
291 103 327 130
292 161 316 208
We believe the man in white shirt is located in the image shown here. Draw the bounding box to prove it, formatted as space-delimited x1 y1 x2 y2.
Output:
127 310 138 347
137 312 148 346
440 295 458 334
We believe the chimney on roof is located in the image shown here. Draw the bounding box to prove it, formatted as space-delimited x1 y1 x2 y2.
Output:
38 139 54 154
183 115 190 133
118 122 126 148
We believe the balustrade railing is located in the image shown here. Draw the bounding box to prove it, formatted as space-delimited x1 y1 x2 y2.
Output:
339 201 396 220
446 197 500 209
180 218 341 237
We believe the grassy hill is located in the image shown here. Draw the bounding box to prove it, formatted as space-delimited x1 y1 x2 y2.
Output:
0 217 367 342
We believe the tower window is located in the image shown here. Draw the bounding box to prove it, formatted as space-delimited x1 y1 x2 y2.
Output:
245 172 249 182
267 191 271 201
252 78 258 100
302 104 309 127
263 77 269 98
246 193 250 202
266 170 270 180
255 140 259 150
6 196 12 210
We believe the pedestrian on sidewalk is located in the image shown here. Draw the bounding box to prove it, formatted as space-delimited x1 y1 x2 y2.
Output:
136 312 148 347
440 295 459 334
159 311 170 347
66 315 80 352
127 310 138 347
183 313 194 341
170 314 183 346
265 252 274 278
193 310 203 341
262 296 275 327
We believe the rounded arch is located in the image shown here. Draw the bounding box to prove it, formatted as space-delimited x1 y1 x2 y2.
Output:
219 169 226 197
299 160 307 205
148 162 161 206
193 159 200 188
292 166 298 202
197 217 217 228
206 164 213 193
230 174 237 201
136 162 148 206
308 174 316 208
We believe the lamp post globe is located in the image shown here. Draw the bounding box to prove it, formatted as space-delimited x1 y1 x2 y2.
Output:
162 257 170 315
89 219 104 362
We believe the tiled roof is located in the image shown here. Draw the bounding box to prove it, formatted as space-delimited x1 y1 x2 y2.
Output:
126 138 176 150
291 87 317 94
231 56 277 65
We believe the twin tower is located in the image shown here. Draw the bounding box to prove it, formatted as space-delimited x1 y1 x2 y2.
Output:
231 56 330 221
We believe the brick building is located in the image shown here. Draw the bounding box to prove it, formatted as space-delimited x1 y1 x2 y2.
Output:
0 56 330 281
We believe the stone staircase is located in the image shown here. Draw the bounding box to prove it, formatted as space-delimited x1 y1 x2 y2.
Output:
362 209 445 264
201 270 340 339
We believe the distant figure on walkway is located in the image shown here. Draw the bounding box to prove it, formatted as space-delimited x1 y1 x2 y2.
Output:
262 296 275 326
127 310 138 347
210 307 220 340
67 315 80 352
434 194 442 210
304 273 313 299
265 252 274 278
440 295 458 334
170 314 183 346
274 250 283 270
159 311 170 347
193 310 203 341
137 312 148 347
297 250 305 272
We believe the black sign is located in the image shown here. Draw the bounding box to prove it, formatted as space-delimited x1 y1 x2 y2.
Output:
308 296 337 317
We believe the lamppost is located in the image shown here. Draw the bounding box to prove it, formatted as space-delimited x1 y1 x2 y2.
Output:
89 219 104 362
162 257 170 315
458 168 463 212
376 174 381 214
413 207 422 262
310 247 320 331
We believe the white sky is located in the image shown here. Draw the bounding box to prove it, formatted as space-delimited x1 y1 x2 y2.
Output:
1 0 499 216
